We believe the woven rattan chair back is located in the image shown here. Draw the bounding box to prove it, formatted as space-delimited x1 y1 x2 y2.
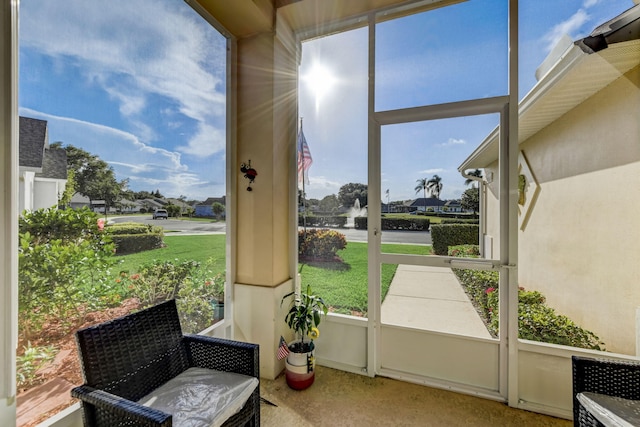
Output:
75 299 190 401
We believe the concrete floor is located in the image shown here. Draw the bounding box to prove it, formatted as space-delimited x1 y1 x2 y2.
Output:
260 366 572 426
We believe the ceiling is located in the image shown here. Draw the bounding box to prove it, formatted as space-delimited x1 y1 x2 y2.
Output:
187 0 460 39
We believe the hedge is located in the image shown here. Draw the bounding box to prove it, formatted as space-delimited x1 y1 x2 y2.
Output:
299 215 347 228
106 222 164 254
430 224 479 255
353 217 430 231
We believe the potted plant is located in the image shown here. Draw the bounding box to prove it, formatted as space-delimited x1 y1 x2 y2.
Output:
281 284 328 390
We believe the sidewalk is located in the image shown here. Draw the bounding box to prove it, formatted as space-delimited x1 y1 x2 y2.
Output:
381 265 492 338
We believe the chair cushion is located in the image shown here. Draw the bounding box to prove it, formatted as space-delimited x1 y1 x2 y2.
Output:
577 392 640 427
138 367 259 427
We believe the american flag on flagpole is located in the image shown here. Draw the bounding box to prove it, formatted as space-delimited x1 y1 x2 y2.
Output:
297 126 312 186
277 336 290 360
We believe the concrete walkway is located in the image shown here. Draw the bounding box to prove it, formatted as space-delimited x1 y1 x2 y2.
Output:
381 265 492 338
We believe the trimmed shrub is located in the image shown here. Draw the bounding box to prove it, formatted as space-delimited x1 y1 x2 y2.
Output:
110 234 165 254
441 218 480 224
352 217 430 231
106 222 164 254
299 215 347 228
298 228 347 261
431 224 479 255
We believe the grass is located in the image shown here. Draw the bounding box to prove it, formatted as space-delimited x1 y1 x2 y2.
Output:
299 242 431 316
114 234 430 317
114 234 226 274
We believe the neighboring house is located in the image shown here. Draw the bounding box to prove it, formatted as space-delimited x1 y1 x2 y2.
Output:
140 198 164 212
458 6 640 354
18 116 67 212
69 192 91 210
444 199 462 212
195 196 226 217
165 198 192 214
408 197 445 212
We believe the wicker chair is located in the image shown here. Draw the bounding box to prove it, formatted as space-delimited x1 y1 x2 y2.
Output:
572 355 640 426
71 299 260 427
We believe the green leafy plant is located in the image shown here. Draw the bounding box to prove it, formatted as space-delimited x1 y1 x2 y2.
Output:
18 208 117 339
121 258 224 334
282 284 328 352
298 229 347 261
449 246 604 350
16 343 56 389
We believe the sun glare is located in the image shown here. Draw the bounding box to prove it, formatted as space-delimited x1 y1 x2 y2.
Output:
303 64 336 109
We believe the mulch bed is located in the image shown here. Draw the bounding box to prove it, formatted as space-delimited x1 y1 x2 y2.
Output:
16 298 141 427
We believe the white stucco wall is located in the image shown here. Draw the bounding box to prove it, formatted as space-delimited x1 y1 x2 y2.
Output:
483 64 640 354
33 178 64 210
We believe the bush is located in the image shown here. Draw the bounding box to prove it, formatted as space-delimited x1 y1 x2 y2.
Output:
299 215 347 228
431 224 479 255
448 244 480 257
486 288 604 350
450 252 604 350
352 217 430 231
441 219 479 224
18 207 117 339
299 229 347 261
106 222 164 254
120 258 224 333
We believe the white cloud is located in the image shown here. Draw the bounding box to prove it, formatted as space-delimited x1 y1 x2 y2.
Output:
542 9 590 52
20 0 226 152
418 168 445 175
583 0 600 8
177 123 225 157
441 138 466 147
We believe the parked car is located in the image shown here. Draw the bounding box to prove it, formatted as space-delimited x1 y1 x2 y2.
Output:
153 209 168 220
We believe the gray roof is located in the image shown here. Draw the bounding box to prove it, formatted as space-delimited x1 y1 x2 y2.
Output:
19 116 49 169
36 147 67 180
410 197 446 208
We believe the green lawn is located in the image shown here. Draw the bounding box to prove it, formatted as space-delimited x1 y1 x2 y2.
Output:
114 234 226 274
300 242 431 315
114 234 430 317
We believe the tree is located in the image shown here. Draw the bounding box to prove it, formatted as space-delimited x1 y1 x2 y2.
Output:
415 178 428 200
61 144 129 217
427 175 443 199
319 194 339 213
338 183 367 209
212 202 225 218
58 169 76 208
461 187 480 214
464 169 483 187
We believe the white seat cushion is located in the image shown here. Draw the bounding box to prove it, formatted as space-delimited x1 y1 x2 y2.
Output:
577 392 640 427
138 367 259 427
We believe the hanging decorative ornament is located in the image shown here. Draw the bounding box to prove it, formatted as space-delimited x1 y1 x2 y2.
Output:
240 160 258 191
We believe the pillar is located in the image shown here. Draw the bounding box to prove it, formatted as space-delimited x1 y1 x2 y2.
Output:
0 1 19 425
232 19 300 379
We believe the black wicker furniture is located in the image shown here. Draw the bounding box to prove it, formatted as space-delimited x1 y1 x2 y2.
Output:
71 299 260 427
572 355 640 427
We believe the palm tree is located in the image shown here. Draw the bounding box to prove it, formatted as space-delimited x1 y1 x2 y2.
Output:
415 178 428 201
464 169 482 187
426 175 443 199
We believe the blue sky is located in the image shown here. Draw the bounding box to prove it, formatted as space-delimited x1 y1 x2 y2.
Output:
19 0 634 202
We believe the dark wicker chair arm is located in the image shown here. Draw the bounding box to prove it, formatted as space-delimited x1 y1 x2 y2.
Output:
183 334 259 378
71 385 172 427
572 356 640 427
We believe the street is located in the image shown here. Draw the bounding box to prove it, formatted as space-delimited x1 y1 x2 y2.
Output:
109 215 431 245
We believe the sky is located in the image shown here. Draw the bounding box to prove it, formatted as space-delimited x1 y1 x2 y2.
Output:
19 0 635 202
